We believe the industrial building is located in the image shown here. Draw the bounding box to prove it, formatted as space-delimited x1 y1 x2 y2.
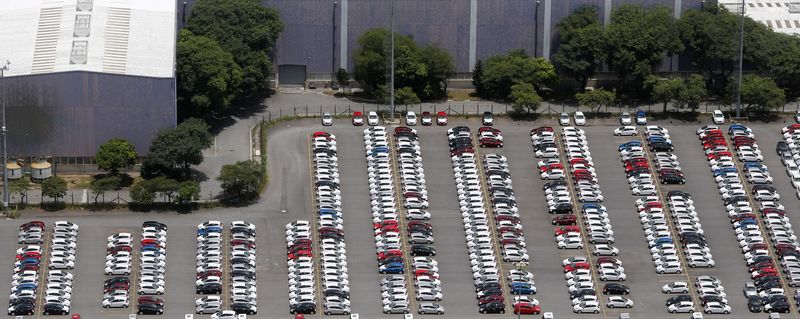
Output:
0 0 177 166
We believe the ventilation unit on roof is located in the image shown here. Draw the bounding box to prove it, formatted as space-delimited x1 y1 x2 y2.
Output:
76 0 92 11
73 14 90 37
789 3 800 13
70 40 88 64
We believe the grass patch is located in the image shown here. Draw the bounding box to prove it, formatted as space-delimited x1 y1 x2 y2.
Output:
447 89 479 101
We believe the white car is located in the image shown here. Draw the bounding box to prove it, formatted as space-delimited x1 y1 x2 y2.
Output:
668 301 694 313
712 110 725 124
102 295 129 308
592 245 619 256
620 112 632 125
606 296 633 308
614 126 638 136
559 112 570 126
321 112 333 126
573 300 600 313
367 111 379 126
406 111 417 126
703 301 731 314
662 281 689 293
574 112 586 126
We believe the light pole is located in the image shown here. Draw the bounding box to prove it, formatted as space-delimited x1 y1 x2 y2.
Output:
1 59 9 209
735 0 745 118
534 0 540 57
389 0 396 121
514 261 528 319
332 1 337 76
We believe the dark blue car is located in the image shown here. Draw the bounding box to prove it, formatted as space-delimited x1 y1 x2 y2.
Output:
16 258 39 266
582 203 603 212
510 283 536 295
729 124 749 134
618 141 642 151
197 226 222 235
734 219 758 228
10 284 37 293
653 237 673 246
379 262 404 274
318 208 340 216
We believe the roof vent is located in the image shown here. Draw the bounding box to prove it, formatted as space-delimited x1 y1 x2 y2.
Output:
789 3 800 13
73 14 91 37
70 40 88 64
76 0 93 11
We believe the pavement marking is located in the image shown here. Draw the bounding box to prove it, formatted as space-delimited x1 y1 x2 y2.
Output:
725 128 800 318
388 131 418 314
305 133 324 317
555 132 608 319
34 228 51 319
638 132 701 304
473 131 514 313
130 229 140 313
222 227 230 310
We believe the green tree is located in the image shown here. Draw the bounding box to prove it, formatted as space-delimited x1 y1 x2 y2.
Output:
9 178 31 203
552 6 607 90
41 176 67 203
480 50 557 99
176 180 201 204
509 83 543 114
646 76 685 112
147 176 181 202
376 86 421 105
679 74 708 110
177 30 243 118
95 138 138 175
335 68 350 87
472 60 484 97
729 75 786 112
90 176 120 203
218 160 263 201
575 88 616 112
130 181 155 205
605 5 683 89
353 28 454 102
146 118 212 177
186 0 284 94
766 34 800 99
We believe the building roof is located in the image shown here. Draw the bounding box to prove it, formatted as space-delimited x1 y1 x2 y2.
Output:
0 0 176 78
720 0 800 35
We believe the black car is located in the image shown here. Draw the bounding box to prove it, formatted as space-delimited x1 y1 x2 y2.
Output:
666 294 692 306
408 227 433 236
8 303 34 316
410 245 435 256
650 142 674 152
543 181 567 190
661 174 686 184
602 283 630 295
42 303 69 315
754 275 781 287
324 288 350 299
667 190 691 198
231 270 256 280
757 281 783 292
477 287 503 299
723 195 749 205
534 143 556 151
762 295 788 305
482 112 493 126
569 288 596 300
479 302 504 314
380 256 403 265
753 185 777 193
749 296 764 312
105 276 130 287
700 295 726 306
232 302 257 315
290 302 316 314
8 296 35 307
142 221 167 230
766 300 790 313
137 303 164 315
196 282 222 294
475 282 501 292
748 256 773 266
550 203 573 214
777 141 790 155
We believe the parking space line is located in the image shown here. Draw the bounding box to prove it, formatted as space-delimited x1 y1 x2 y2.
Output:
388 133 418 314
34 228 51 319
305 133 324 317
130 230 140 313
726 129 800 318
637 132 702 303
472 131 513 312
222 227 230 310
555 132 608 319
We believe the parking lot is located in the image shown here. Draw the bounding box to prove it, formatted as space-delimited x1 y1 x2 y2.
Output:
4 116 800 318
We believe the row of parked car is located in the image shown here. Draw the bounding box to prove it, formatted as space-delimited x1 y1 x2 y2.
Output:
8 221 77 316
447 126 507 314
136 221 167 315
663 276 730 314
363 126 412 314
104 232 133 310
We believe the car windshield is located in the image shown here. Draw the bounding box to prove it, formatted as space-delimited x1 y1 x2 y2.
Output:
484 113 492 119
408 114 415 119
323 114 331 119
369 114 378 119
561 114 568 119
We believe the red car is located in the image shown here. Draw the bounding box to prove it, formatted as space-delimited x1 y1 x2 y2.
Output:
414 269 437 278
752 268 779 279
421 111 432 126
375 220 399 230
378 250 403 260
761 208 786 217
107 245 132 254
555 226 581 236
540 163 564 173
231 239 256 247
104 282 129 293
596 257 621 266
731 213 757 223
746 243 769 251
141 239 161 246
775 244 799 251
137 296 164 306
436 112 447 126
500 238 524 246
288 244 312 253
352 112 364 126
395 126 415 135
497 227 523 236
197 270 222 279
495 215 521 223
564 262 591 272
707 151 732 160
479 294 504 305
16 252 41 260
570 158 591 166
407 221 432 230
514 302 541 315
20 221 45 230
749 261 775 273
638 202 662 211
552 215 577 226
312 131 334 140
530 127 553 135
288 250 312 260
479 138 503 148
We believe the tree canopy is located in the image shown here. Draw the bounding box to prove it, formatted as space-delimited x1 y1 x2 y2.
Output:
41 176 67 203
144 118 212 178
509 83 542 114
551 6 606 90
731 75 786 112
353 28 454 103
604 5 683 88
218 160 263 201
478 50 557 100
576 89 616 112
95 138 138 175
177 30 243 119
186 0 283 95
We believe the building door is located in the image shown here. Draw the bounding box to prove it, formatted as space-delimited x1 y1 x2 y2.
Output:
278 64 306 86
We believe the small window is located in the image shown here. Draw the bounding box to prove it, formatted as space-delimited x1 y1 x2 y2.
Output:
776 20 783 28
757 3 764 7
775 2 782 7
786 20 792 28
794 20 800 28
748 3 755 7
767 20 774 28
766 2 773 7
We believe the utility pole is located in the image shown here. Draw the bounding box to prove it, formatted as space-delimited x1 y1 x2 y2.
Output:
332 1 337 76
389 0 396 121
735 0 745 118
1 60 9 209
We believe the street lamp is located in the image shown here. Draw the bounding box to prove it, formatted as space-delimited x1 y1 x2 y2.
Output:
514 261 528 319
332 1 337 76
534 0 540 57
1 59 10 209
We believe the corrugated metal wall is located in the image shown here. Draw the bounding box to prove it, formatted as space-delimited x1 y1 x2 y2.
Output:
179 0 703 73
0 71 176 157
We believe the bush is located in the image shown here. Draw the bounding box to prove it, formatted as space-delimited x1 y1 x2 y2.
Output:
218 160 263 202
41 176 67 203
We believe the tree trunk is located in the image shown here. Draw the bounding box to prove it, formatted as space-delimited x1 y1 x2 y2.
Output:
663 101 668 113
